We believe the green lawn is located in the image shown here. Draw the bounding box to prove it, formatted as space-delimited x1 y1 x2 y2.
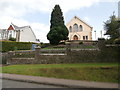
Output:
2 63 119 83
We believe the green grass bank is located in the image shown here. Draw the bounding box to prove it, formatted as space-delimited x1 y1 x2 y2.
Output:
2 63 119 83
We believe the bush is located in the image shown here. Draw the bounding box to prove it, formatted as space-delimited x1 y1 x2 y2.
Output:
105 39 113 44
40 42 43 45
41 43 51 48
79 41 83 45
114 38 120 44
59 41 66 45
1 41 36 52
9 37 16 41
53 45 65 48
98 38 105 40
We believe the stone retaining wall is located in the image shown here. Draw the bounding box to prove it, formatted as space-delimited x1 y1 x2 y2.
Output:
5 40 120 64
7 48 119 64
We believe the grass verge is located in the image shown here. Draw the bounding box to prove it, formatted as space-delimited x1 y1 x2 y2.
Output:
2 63 119 83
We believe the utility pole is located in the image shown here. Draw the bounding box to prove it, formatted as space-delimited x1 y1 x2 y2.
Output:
118 1 120 18
94 30 96 40
101 30 102 38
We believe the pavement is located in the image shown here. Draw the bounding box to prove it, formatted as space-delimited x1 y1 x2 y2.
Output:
0 73 119 89
2 79 64 88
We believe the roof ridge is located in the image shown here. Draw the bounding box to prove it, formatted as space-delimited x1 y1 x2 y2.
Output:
11 23 30 29
11 23 19 28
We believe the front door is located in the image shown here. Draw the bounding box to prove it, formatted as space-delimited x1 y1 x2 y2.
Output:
73 35 78 40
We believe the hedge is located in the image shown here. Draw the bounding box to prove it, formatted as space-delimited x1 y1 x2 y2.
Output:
0 41 36 52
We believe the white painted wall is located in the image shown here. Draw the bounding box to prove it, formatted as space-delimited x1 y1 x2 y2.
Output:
19 26 36 42
0 29 8 40
8 30 16 39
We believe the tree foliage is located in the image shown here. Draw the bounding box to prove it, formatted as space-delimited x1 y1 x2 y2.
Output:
104 15 120 42
47 5 68 45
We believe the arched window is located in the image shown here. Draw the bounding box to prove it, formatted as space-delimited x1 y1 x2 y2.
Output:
79 25 83 31
69 26 72 32
73 24 78 32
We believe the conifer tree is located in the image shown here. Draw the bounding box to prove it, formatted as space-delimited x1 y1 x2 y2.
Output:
47 5 68 45
104 15 120 42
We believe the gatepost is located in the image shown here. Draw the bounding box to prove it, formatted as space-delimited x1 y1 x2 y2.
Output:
35 46 41 60
7 51 14 65
66 42 71 56
98 38 105 50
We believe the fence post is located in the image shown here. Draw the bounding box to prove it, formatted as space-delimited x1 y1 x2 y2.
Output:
66 43 71 56
35 46 41 60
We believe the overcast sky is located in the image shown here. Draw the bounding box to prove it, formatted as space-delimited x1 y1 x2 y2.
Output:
0 0 119 43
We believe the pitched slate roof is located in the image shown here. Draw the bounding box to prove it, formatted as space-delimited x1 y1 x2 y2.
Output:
11 23 30 30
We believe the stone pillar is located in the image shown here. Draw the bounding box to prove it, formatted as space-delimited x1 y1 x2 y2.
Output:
35 46 41 60
66 43 71 56
7 51 14 65
98 38 105 50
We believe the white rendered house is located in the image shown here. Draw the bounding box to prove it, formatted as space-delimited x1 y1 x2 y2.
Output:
0 29 8 40
7 23 37 42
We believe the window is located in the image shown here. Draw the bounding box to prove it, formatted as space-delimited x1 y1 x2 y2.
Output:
83 36 85 40
79 25 83 31
69 26 72 32
86 36 88 40
83 36 88 40
73 24 78 32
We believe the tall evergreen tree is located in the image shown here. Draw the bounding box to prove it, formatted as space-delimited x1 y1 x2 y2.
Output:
47 5 68 45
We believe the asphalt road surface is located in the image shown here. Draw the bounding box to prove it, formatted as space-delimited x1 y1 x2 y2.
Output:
1 79 105 90
2 79 65 88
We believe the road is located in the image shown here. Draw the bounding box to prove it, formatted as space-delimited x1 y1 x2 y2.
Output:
2 79 64 88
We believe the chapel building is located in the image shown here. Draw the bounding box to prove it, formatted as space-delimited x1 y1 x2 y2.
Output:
66 16 92 41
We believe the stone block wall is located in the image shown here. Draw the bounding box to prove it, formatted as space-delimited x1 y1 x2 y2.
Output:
7 58 35 64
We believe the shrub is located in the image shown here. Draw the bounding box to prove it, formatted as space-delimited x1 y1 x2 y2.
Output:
40 42 43 45
53 45 65 48
98 38 105 40
114 38 120 44
41 43 51 48
105 39 113 44
9 37 16 41
92 42 97 45
1 41 36 52
59 41 66 45
79 41 83 45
